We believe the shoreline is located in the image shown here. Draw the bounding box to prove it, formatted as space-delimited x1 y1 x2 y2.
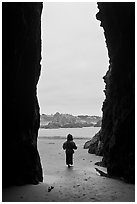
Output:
38 136 92 140
3 138 135 202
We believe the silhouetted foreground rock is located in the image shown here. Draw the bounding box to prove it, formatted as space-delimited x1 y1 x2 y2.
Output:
85 3 135 183
84 131 103 156
3 3 43 186
96 3 135 183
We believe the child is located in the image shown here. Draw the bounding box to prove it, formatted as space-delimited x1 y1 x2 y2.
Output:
63 134 77 167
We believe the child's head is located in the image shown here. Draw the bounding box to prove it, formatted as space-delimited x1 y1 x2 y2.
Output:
67 134 73 141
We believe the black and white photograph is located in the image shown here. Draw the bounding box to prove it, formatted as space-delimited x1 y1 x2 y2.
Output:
2 1 135 202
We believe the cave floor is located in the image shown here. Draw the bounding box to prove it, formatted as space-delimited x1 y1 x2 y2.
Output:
2 139 135 202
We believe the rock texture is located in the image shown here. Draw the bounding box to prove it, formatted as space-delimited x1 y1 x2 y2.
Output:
2 2 135 187
40 112 101 128
3 3 43 186
96 3 135 183
84 130 103 156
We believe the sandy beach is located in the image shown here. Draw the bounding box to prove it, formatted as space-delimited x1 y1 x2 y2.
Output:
3 138 135 202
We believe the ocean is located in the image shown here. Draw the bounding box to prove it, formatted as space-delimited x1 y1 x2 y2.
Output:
38 127 100 140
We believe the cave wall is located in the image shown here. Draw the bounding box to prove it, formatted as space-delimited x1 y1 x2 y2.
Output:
3 3 43 186
96 3 135 183
3 2 135 187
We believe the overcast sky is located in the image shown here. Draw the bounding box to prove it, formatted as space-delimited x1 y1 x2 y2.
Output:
37 2 109 116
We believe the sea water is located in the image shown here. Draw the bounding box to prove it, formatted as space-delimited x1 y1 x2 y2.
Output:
38 126 101 178
38 127 100 140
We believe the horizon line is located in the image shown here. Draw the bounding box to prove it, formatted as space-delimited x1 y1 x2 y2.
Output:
41 112 102 117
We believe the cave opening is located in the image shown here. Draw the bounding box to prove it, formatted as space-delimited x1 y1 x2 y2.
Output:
37 2 109 180
2 2 134 191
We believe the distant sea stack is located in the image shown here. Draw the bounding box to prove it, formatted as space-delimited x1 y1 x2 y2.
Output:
40 112 102 129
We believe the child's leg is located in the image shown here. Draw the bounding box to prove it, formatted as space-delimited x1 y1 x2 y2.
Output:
66 152 69 165
66 152 72 166
70 153 73 165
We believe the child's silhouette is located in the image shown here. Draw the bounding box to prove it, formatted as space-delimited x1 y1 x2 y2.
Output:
63 134 77 167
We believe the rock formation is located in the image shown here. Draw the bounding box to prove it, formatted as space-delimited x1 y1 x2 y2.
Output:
3 3 43 186
84 130 103 156
40 113 101 128
96 3 135 183
2 2 135 187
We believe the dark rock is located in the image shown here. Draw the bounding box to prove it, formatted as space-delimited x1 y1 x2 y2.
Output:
95 168 109 177
95 161 106 168
83 133 99 149
48 186 54 192
3 3 43 187
83 140 92 149
94 119 102 127
84 130 103 156
97 2 135 183
2 2 135 187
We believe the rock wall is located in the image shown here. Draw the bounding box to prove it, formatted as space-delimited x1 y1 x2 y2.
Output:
3 2 135 187
3 3 43 186
96 3 135 183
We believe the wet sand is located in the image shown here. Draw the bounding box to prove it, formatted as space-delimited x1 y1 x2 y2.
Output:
3 138 135 202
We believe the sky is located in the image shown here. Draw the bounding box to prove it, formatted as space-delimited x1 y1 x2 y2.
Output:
37 2 109 116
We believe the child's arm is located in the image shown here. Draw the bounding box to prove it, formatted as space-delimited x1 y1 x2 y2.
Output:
63 142 66 150
73 142 77 150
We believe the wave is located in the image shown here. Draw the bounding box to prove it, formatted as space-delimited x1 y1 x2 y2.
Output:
38 136 91 140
